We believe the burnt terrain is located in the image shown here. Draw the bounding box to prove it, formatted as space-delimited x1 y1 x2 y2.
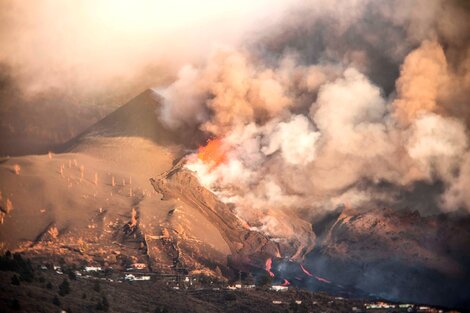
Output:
1 91 470 312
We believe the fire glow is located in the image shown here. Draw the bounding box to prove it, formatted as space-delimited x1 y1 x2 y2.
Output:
197 138 228 170
281 279 290 286
300 264 331 284
265 258 275 277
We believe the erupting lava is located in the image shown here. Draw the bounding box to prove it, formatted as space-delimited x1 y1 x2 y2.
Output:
314 275 331 284
197 138 227 170
300 264 313 277
265 258 275 277
300 264 331 284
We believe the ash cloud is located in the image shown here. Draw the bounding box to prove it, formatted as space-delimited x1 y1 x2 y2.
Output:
159 0 470 246
0 0 288 155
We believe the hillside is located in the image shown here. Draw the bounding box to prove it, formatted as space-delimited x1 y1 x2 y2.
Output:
0 90 277 280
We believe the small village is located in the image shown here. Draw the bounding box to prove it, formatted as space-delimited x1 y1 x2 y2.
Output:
41 261 456 313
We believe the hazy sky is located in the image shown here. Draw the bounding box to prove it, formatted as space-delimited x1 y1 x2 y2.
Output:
0 0 290 96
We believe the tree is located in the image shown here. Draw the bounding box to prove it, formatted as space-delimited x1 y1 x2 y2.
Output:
11 299 20 311
58 278 70 296
256 273 273 288
155 306 169 313
11 275 20 286
224 293 237 301
66 268 77 280
102 296 109 312
96 296 109 311
243 272 255 285
53 295 61 306
93 280 101 292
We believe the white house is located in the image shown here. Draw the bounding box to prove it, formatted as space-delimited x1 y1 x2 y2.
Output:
124 274 151 281
271 285 289 292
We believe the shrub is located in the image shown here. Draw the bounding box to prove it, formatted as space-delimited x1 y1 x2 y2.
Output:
155 306 169 313
11 299 20 311
53 295 61 306
58 279 70 296
93 280 101 292
96 296 109 311
67 269 77 280
11 275 20 286
256 273 273 288
224 293 237 301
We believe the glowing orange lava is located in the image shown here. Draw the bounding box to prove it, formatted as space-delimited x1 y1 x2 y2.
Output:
300 264 313 277
300 264 331 284
197 138 227 170
265 258 275 277
314 275 331 284
281 279 290 286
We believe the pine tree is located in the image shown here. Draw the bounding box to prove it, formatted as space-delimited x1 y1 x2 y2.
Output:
58 278 70 296
96 296 109 311
11 275 20 286
11 299 20 311
93 280 101 292
53 295 61 306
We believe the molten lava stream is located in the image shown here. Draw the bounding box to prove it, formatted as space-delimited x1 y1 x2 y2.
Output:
300 263 332 284
300 264 313 277
281 279 290 286
265 258 275 277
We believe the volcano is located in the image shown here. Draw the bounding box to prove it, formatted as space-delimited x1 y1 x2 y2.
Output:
0 90 281 280
1 90 470 310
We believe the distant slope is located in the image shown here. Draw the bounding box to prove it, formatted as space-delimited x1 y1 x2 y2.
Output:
304 208 470 308
62 89 203 152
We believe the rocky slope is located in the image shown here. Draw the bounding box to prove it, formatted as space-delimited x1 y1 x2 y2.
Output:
302 207 470 308
0 90 280 280
149 160 280 274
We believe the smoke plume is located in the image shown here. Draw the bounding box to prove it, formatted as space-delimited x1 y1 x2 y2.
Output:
0 0 288 155
159 0 470 251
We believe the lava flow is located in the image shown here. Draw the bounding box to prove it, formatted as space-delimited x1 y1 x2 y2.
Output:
265 258 275 277
197 138 228 170
300 264 313 277
300 264 331 284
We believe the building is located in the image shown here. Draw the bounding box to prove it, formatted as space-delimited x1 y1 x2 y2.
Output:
271 285 289 292
124 274 151 281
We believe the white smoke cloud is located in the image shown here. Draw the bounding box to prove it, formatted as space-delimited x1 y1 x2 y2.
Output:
262 115 320 166
406 113 468 182
158 0 470 256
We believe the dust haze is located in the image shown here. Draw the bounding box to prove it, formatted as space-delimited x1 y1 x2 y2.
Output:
0 0 288 155
159 0 470 240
